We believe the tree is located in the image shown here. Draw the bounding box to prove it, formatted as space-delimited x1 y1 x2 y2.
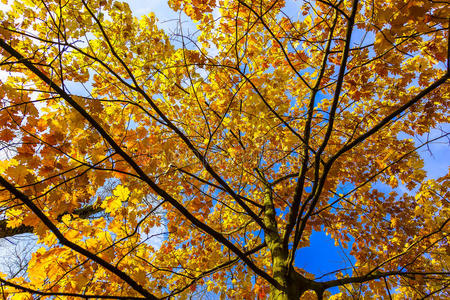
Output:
0 0 448 298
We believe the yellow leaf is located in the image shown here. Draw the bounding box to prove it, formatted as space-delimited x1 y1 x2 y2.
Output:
113 185 130 202
6 208 23 228
101 196 122 214
0 159 18 173
304 15 312 27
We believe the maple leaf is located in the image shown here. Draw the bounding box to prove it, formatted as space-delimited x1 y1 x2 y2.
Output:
101 196 122 215
6 208 23 228
112 185 130 202
0 0 448 299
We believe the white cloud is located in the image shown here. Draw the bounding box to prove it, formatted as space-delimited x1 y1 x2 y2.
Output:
124 0 196 36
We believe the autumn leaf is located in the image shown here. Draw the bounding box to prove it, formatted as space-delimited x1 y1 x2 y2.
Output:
0 0 448 299
112 185 130 202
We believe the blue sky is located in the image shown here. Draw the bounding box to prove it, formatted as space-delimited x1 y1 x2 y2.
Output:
122 0 358 290
0 1 448 296
123 0 449 288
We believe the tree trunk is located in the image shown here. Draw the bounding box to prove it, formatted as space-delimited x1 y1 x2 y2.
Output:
261 184 305 300
269 262 306 300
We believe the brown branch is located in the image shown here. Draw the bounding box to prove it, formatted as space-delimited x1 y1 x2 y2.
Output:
293 60 450 257
312 132 449 216
330 73 449 164
80 0 267 232
177 168 263 209
367 218 450 277
0 38 280 290
316 0 349 19
0 220 33 238
320 271 450 290
328 19 450 166
238 0 312 90
0 277 145 299
283 12 339 250
0 176 157 299
0 203 103 238
286 0 360 271
167 243 266 298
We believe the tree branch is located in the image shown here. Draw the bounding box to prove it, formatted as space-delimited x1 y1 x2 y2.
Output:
0 38 280 290
0 176 157 299
0 277 145 299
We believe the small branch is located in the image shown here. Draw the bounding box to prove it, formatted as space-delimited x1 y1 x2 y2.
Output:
320 271 450 289
0 176 157 299
0 277 145 299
